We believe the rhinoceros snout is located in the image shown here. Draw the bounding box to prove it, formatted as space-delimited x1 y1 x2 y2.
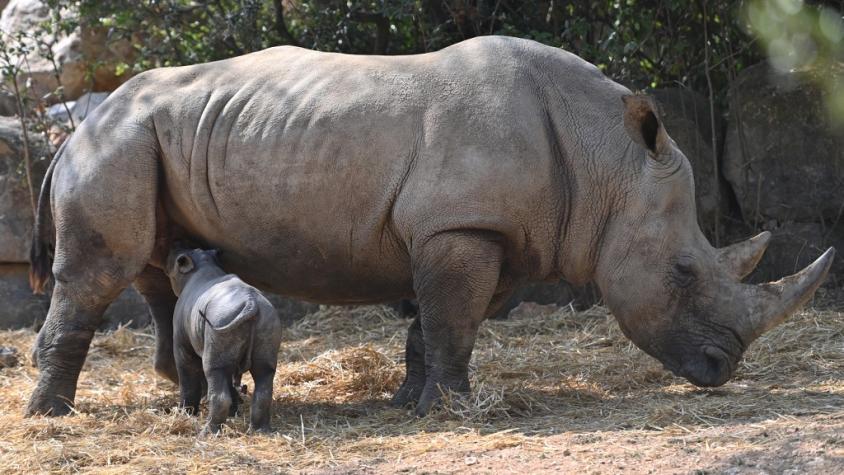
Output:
677 345 735 387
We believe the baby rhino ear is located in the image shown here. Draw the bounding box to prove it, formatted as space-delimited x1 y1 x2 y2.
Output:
622 94 670 157
176 254 195 274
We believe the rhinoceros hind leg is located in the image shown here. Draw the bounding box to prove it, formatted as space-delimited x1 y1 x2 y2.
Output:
27 279 126 416
203 368 233 434
134 266 179 384
391 314 426 407
249 364 275 433
411 231 502 417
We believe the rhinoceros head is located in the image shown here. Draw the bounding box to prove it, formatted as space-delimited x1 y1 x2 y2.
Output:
592 94 835 387
165 247 222 296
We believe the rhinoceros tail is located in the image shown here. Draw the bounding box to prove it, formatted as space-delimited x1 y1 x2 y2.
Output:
29 142 64 294
200 294 259 333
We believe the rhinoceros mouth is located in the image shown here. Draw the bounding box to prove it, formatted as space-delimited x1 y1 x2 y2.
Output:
677 345 735 387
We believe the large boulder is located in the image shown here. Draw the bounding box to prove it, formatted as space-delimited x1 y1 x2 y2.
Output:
0 264 47 328
0 116 49 262
265 294 321 325
0 90 15 116
723 63 844 223
0 0 132 102
0 264 151 330
46 91 109 125
652 88 727 240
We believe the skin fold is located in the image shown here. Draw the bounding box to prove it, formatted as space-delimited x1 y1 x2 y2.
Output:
27 36 834 417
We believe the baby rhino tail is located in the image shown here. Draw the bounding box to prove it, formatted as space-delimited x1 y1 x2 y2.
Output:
204 296 259 333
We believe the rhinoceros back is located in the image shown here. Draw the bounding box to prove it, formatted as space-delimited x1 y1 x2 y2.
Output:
99 36 631 303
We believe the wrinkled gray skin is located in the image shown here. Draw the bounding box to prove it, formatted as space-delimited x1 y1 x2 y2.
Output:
28 36 834 417
167 248 281 434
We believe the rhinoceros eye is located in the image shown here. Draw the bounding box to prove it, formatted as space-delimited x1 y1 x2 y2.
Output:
672 258 698 288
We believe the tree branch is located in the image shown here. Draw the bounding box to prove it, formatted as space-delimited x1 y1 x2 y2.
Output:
273 0 299 47
351 12 390 54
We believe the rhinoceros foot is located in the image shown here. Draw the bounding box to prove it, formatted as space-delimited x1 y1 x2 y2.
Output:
391 375 426 408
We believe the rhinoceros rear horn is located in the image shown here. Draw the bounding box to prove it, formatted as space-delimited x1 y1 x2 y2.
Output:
718 231 772 280
742 247 835 342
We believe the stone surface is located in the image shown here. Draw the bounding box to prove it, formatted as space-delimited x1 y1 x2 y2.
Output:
501 281 600 317
652 88 727 240
47 92 109 125
0 263 47 328
723 63 844 223
106 286 152 329
0 116 49 263
0 90 15 116
0 264 151 330
0 345 19 367
265 294 321 325
0 0 132 102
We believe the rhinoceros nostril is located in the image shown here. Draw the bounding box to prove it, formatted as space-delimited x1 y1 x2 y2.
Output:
702 345 730 384
678 346 732 387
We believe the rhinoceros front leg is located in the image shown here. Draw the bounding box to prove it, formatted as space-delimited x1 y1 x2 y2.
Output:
392 287 515 408
134 266 179 384
411 231 503 417
391 315 426 407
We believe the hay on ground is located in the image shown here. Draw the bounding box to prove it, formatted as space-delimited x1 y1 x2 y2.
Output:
0 297 841 473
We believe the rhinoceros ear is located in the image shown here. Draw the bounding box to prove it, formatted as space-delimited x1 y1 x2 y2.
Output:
622 94 670 157
176 254 195 274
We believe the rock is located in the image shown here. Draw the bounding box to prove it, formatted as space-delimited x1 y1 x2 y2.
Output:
46 92 109 126
0 90 15 116
500 281 599 318
0 263 151 330
69 92 108 123
0 0 132 102
0 264 49 328
652 88 727 240
0 346 19 368
265 294 321 325
46 101 75 123
723 63 844 223
0 116 50 263
388 299 418 317
105 285 151 330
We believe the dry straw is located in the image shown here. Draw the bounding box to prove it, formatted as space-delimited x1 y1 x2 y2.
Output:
0 292 841 472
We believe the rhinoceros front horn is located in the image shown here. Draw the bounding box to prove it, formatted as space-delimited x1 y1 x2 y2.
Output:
741 247 835 342
718 231 772 280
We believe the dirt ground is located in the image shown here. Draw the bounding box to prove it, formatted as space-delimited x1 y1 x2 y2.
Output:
0 294 842 474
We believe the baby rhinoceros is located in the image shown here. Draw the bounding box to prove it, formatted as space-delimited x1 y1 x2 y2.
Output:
166 248 282 434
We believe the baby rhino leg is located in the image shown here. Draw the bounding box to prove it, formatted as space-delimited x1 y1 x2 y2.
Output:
249 362 275 433
203 368 233 435
249 311 281 433
175 346 203 415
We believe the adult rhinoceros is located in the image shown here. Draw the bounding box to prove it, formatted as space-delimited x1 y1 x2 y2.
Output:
28 36 834 417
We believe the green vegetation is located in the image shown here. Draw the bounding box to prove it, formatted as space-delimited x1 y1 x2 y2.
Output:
49 1 763 95
0 2 825 110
